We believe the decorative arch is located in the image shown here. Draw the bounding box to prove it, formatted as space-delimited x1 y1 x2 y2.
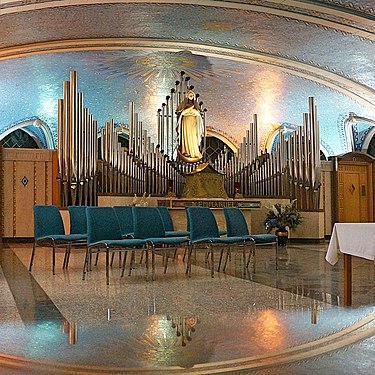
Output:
0 117 55 149
206 126 238 153
264 122 333 157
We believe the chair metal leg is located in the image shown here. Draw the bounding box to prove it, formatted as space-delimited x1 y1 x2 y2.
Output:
246 241 256 273
242 244 246 276
217 248 224 272
152 245 156 281
223 249 231 272
121 251 128 277
164 248 170 274
29 242 36 272
146 247 149 281
128 250 135 276
82 247 90 280
210 244 214 278
52 243 56 275
89 252 93 271
63 249 68 269
95 253 99 266
110 252 115 267
185 245 192 276
66 244 72 268
63 244 71 269
106 248 110 286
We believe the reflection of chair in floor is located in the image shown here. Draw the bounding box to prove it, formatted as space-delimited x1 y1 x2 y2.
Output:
29 205 87 275
84 207 147 285
223 207 278 271
186 206 251 277
132 207 189 278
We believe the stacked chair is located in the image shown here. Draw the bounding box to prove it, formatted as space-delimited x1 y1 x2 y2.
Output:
64 205 88 269
186 206 254 277
30 205 271 284
223 207 278 271
156 206 190 237
132 206 190 279
110 206 135 266
29 205 87 275
113 206 134 238
84 207 147 285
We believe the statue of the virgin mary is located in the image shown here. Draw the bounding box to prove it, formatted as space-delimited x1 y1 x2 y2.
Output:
176 89 204 163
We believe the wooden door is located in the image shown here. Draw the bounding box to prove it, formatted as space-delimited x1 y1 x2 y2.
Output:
337 161 373 222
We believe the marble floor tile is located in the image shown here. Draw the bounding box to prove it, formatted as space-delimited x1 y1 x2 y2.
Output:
0 242 375 374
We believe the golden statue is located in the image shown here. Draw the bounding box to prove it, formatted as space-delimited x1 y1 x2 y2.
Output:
176 89 204 163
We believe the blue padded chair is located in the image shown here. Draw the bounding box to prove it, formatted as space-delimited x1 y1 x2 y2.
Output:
65 206 88 269
85 207 147 285
113 206 134 238
223 207 278 270
186 206 252 277
112 206 135 267
132 206 189 279
29 205 87 275
186 207 227 237
156 206 190 237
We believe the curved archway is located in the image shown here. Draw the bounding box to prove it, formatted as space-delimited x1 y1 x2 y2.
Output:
0 117 55 149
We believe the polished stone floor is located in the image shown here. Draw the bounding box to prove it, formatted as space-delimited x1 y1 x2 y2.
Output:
1 241 375 374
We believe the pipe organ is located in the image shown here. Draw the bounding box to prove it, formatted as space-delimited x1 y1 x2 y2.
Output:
58 71 321 210
97 103 186 197
57 71 98 207
214 97 321 210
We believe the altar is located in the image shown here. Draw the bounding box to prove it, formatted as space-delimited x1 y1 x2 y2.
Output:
326 223 375 306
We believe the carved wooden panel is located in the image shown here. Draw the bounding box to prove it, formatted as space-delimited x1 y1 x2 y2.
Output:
337 162 373 223
2 149 56 238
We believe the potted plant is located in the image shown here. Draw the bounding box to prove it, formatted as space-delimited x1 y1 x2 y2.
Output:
264 199 302 245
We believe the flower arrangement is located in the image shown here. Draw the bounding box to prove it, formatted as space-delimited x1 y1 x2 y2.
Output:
264 200 302 232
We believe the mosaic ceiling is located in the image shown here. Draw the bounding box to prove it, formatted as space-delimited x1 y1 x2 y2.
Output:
1 0 375 155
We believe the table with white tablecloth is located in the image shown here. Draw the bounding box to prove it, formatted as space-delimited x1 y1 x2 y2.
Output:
326 223 375 305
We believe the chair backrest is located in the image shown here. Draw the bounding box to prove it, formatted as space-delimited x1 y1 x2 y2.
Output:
33 205 65 240
223 207 249 237
86 207 122 245
186 206 219 241
113 206 134 235
68 206 87 234
132 206 165 239
156 206 174 231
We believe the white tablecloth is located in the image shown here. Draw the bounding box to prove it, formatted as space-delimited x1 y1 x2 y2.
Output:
326 223 375 265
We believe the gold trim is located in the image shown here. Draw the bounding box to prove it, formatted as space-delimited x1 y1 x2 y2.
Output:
177 148 202 164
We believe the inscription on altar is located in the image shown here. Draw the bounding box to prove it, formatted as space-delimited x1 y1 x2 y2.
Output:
158 199 261 209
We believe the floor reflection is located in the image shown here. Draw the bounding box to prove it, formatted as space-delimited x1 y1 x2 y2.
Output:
0 242 375 373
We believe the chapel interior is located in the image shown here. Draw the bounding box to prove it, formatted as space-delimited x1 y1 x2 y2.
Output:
1 1 375 374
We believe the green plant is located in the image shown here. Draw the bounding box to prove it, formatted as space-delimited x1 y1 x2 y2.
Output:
264 199 302 231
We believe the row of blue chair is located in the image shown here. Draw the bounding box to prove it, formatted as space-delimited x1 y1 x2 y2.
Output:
29 205 278 284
